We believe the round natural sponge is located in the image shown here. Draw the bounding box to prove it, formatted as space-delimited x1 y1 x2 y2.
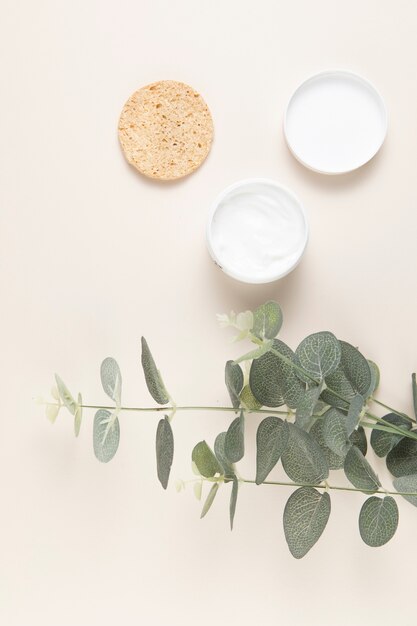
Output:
118 80 213 180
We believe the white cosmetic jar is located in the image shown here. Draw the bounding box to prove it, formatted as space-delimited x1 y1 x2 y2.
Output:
206 178 309 284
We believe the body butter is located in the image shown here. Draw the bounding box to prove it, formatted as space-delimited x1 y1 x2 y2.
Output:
206 179 308 284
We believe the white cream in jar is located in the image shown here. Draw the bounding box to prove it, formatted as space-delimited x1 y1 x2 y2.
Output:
206 179 308 284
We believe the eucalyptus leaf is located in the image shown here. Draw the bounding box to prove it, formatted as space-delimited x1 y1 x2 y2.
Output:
229 477 239 530
350 426 368 456
282 423 329 484
359 496 398 547
250 339 304 408
393 474 417 507
251 301 283 340
295 385 322 428
344 447 381 493
310 419 345 470
239 385 262 410
156 416 174 489
283 487 331 559
192 441 223 478
386 437 417 477
100 357 122 405
233 342 272 365
322 407 351 456
346 394 364 436
367 361 380 397
256 417 289 484
46 403 59 423
141 337 169 405
370 413 411 458
322 341 371 408
200 483 219 518
214 432 235 480
55 374 77 415
225 360 244 409
413 373 417 420
93 409 120 463
194 481 203 500
74 393 82 437
295 332 341 382
225 412 245 463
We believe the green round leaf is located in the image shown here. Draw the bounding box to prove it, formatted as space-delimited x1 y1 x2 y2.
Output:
322 341 371 408
251 301 283 340
93 409 120 463
344 447 381 493
192 441 223 478
370 413 411 458
282 424 329 484
310 419 345 470
350 426 368 456
283 487 331 559
295 385 322 429
367 360 380 397
346 394 364 436
100 357 122 405
225 412 245 463
239 385 262 410
359 496 398 547
256 417 289 484
141 337 169 405
386 437 417 477
295 332 341 382
214 432 235 480
322 407 351 456
156 416 174 489
392 474 417 507
225 360 244 409
249 339 304 408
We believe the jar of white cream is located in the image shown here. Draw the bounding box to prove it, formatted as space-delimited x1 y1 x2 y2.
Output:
206 178 309 284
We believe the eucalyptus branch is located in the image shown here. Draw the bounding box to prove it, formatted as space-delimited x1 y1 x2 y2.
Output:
44 300 417 559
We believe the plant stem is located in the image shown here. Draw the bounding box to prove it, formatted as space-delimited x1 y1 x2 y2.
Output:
79 404 289 416
372 398 415 423
365 411 417 441
240 478 417 498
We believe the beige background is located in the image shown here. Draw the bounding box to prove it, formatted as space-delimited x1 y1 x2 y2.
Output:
2 1 417 624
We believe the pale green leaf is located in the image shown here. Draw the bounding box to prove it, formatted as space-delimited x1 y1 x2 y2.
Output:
225 412 245 463
156 416 174 489
367 361 380 397
283 487 331 558
193 481 203 500
256 417 289 484
250 339 304 408
350 426 368 456
51 386 60 401
359 496 398 547
392 474 417 507
322 408 351 456
251 301 283 340
100 357 122 405
141 337 169 405
295 332 341 382
200 483 219 518
370 413 411 458
239 385 262 410
225 361 244 409
46 403 59 423
55 374 77 415
344 447 381 492
229 477 239 530
74 393 82 437
192 441 223 478
386 437 417 477
233 341 272 365
93 409 120 463
281 424 329 484
346 394 364 436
